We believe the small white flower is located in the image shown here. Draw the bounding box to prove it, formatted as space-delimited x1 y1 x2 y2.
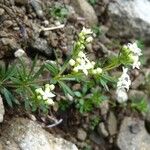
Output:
117 67 131 91
14 49 25 58
35 88 44 95
127 42 142 56
92 69 97 74
96 68 102 74
69 59 75 66
49 84 55 90
86 36 93 43
116 88 128 103
82 27 93 35
35 84 55 105
131 55 141 69
46 99 55 105
73 67 79 72
78 51 85 58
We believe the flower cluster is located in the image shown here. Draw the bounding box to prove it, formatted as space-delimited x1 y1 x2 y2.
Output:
124 42 142 69
75 27 93 52
116 67 131 103
35 84 55 105
116 42 142 103
69 51 102 76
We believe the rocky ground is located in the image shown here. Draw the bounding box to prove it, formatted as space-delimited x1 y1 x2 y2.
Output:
0 0 150 150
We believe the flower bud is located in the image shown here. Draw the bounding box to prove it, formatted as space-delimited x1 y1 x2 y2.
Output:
69 59 75 66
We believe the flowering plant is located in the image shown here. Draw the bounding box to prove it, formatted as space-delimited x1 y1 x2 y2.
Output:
0 27 145 114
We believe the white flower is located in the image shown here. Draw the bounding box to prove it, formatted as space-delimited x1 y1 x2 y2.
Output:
49 84 55 90
96 68 102 74
116 88 128 103
116 67 131 103
86 36 93 43
127 42 142 56
78 51 85 58
82 27 93 35
46 98 55 105
69 59 75 66
14 49 25 57
92 69 97 74
117 67 131 91
131 55 141 69
73 67 79 72
35 84 55 105
123 42 142 69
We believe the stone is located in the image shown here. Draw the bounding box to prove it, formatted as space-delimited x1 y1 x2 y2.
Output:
30 0 44 19
0 95 5 123
89 131 105 145
129 90 147 100
131 74 144 89
97 122 109 137
71 0 98 26
99 100 109 117
117 117 150 150
30 38 53 56
14 0 28 6
0 118 78 150
0 8 4 16
1 38 19 52
77 128 87 141
107 111 117 136
107 0 150 42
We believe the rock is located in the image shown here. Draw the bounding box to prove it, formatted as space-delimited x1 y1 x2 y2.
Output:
129 90 147 100
77 128 87 141
14 0 28 6
131 74 144 89
97 122 109 137
107 0 150 42
71 0 98 26
30 0 44 19
0 38 20 50
117 117 150 150
0 95 5 123
89 131 105 145
107 111 117 136
0 8 4 16
0 118 78 150
30 38 53 56
99 100 109 118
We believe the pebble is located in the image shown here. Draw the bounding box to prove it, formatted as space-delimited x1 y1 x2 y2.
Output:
0 8 5 16
77 128 87 141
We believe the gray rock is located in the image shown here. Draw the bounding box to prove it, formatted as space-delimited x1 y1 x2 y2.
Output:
97 122 109 137
30 38 53 56
14 0 28 6
77 128 87 141
0 8 4 16
107 111 117 136
107 0 150 42
131 74 144 89
0 95 5 123
30 0 44 19
1 38 19 50
117 117 150 150
129 90 147 100
89 131 105 145
0 118 78 150
71 0 98 26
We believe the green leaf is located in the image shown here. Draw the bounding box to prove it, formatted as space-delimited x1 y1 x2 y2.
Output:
58 81 74 96
1 88 13 107
74 91 82 97
45 62 59 76
28 55 38 77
